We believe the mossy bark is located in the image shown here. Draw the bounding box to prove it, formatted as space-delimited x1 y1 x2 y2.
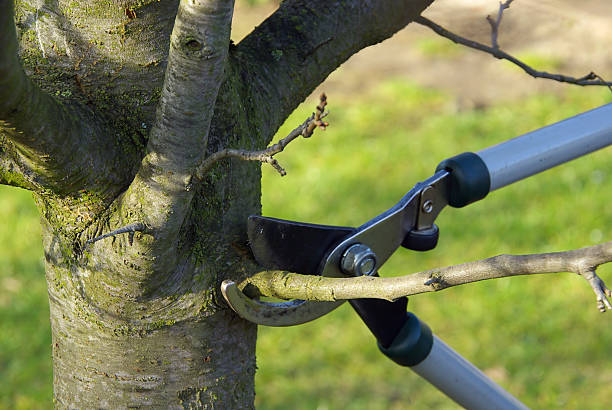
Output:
2 0 433 407
10 1 260 407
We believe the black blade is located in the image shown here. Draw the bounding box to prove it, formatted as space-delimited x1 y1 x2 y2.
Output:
247 215 354 275
349 298 409 348
249 215 410 347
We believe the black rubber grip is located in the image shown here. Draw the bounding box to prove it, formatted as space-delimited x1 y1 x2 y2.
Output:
378 312 433 367
436 152 491 208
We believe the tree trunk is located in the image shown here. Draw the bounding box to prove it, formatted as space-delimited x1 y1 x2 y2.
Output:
2 0 433 407
12 0 260 406
39 154 261 408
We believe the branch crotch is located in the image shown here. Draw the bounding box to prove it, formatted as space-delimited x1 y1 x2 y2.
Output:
118 0 236 278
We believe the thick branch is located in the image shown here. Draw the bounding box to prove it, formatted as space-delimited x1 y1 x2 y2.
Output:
233 0 434 145
196 94 328 178
0 139 36 190
242 242 612 312
117 0 235 276
415 16 612 88
0 0 134 196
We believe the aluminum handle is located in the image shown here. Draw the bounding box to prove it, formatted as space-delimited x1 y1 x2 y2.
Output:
411 336 528 410
477 103 612 191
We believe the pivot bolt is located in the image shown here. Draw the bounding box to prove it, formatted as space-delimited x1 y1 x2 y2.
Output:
422 199 434 214
341 244 377 276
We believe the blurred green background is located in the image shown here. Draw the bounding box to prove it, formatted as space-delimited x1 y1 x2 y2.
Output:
255 85 612 410
2 1 612 409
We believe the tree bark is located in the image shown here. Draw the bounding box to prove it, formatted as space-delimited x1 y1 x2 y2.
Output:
10 0 260 406
2 0 434 407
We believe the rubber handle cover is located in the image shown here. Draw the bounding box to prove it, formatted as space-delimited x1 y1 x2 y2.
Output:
436 152 491 208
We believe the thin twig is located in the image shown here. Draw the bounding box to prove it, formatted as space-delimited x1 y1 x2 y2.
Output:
486 0 514 49
241 241 612 312
86 223 147 246
415 16 612 88
196 94 329 179
592 72 612 94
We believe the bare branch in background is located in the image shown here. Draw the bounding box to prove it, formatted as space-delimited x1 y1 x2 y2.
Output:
486 0 514 49
196 94 329 178
241 242 612 312
415 16 612 89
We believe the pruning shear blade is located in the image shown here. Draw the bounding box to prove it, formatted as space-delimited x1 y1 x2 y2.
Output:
221 171 450 326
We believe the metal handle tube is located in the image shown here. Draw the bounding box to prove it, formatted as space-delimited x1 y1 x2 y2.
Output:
411 336 528 410
477 102 612 191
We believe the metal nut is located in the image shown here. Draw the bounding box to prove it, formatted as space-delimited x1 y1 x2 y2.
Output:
341 243 377 276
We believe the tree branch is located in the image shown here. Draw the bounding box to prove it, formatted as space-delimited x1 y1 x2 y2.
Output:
241 242 612 312
486 0 514 49
85 223 147 247
0 138 37 190
196 94 328 178
233 0 434 146
415 15 612 89
0 0 135 196
117 0 235 276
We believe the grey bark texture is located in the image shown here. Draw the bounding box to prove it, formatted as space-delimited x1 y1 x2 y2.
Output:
1 0 433 407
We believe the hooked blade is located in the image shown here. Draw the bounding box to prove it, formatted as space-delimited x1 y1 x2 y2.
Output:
220 216 354 327
247 215 354 275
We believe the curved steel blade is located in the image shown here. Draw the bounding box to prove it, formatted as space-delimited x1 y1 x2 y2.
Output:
221 216 354 326
221 280 344 326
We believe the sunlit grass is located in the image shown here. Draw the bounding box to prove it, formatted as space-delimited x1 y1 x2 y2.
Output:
0 187 50 409
257 82 612 409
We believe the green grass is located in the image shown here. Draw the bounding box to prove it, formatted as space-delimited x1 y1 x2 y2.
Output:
0 82 610 409
0 187 50 409
256 82 612 409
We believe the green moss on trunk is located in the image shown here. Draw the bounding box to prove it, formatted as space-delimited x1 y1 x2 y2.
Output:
11 1 260 407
